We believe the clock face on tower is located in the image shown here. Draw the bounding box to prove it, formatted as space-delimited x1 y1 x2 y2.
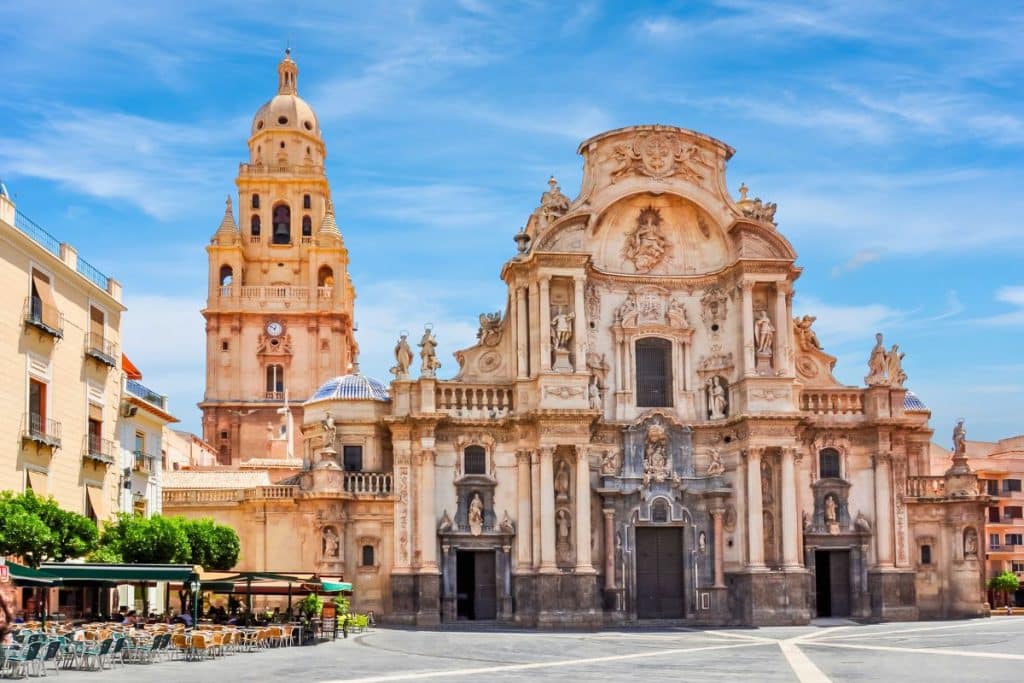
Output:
266 321 284 337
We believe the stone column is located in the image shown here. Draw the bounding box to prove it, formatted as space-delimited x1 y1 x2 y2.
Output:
539 276 552 372
530 450 541 569
516 285 529 378
573 276 587 373
711 508 725 587
539 446 557 572
603 509 616 587
874 453 894 567
419 450 438 571
516 450 533 570
574 446 593 572
741 281 755 375
528 281 540 378
774 283 790 374
746 447 765 568
780 447 799 568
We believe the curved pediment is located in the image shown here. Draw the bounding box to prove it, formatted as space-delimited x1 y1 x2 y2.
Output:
728 221 797 261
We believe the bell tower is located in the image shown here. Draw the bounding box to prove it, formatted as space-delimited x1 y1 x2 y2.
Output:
200 49 357 465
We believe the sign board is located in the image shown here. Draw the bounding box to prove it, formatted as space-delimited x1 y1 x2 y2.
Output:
0 564 9 583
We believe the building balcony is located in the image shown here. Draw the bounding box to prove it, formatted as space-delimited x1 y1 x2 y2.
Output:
125 379 168 411
265 391 285 401
343 471 393 495
798 388 865 416
85 331 118 367
300 235 313 245
237 162 325 177
82 436 116 465
435 383 515 419
132 450 156 473
23 296 63 338
21 413 61 449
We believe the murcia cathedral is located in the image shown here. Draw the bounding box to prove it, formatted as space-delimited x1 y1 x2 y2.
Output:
164 51 989 626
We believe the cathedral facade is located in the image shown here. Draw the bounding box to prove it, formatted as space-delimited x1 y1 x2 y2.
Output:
164 53 989 626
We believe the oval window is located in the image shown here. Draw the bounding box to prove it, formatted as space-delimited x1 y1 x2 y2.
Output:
256 120 264 130
303 121 313 131
278 116 288 125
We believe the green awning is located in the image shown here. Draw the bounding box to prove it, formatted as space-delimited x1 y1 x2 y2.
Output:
321 581 353 592
40 562 199 583
7 562 59 586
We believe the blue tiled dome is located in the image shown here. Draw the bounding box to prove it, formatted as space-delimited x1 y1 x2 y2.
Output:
904 391 928 411
308 373 390 403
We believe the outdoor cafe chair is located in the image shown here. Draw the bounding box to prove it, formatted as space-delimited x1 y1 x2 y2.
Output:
2 640 44 678
169 632 190 660
40 639 63 675
81 637 113 671
109 636 128 667
189 633 212 661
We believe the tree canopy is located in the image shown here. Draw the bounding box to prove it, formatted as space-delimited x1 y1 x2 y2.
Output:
988 570 1020 596
0 491 98 567
96 514 239 570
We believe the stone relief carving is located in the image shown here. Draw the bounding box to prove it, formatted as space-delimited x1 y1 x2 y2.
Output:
763 511 775 556
468 492 484 536
751 388 789 401
705 375 729 420
614 293 639 327
621 206 670 273
706 448 724 476
256 332 293 355
754 310 775 355
724 504 737 532
418 325 441 378
586 351 610 403
588 380 602 410
322 526 340 559
700 286 728 332
544 385 584 400
600 449 622 476
608 131 711 183
642 423 678 486
854 511 872 533
698 347 734 376
964 527 978 559
477 312 502 347
666 297 689 328
498 510 515 535
438 509 453 533
397 469 410 563
793 315 822 351
737 184 778 225
390 333 413 379
556 507 573 564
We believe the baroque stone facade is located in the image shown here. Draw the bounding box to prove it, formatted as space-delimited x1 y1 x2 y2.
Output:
164 56 989 626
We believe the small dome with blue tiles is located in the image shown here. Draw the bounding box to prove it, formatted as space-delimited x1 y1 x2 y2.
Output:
903 391 927 411
308 372 389 403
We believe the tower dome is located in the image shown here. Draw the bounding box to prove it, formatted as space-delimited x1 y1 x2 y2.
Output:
250 49 322 138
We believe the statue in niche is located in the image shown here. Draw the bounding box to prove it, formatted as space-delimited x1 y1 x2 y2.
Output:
390 333 414 379
498 510 515 535
706 376 728 420
588 378 602 410
763 511 775 551
551 310 574 351
468 493 484 536
554 460 571 500
418 325 441 378
322 527 340 559
321 411 336 449
886 344 907 388
698 531 707 554
824 494 840 535
642 424 674 486
793 315 822 351
855 511 872 533
865 332 888 385
953 419 967 458
600 450 622 476
706 448 725 477
614 293 639 327
622 206 670 273
802 510 813 533
761 458 774 505
754 310 775 355
556 508 573 562
667 297 688 328
964 527 978 559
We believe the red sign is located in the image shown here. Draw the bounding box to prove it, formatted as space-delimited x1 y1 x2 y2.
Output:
0 564 9 583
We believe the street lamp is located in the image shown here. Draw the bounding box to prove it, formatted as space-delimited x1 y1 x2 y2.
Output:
187 576 201 627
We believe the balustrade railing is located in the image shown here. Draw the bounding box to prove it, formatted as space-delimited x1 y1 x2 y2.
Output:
799 389 865 415
238 162 325 177
133 450 156 473
906 476 946 498
82 435 117 464
22 413 61 448
343 471 392 495
126 379 167 410
436 384 514 418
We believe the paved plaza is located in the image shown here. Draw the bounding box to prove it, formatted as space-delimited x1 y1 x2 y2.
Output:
42 616 1024 682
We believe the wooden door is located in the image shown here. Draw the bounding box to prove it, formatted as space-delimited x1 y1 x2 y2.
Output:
474 552 497 620
829 551 851 617
636 528 684 618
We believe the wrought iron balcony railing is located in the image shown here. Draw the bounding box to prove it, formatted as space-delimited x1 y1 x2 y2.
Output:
85 331 118 367
23 296 63 338
133 450 155 473
125 379 167 410
82 435 116 465
22 413 61 448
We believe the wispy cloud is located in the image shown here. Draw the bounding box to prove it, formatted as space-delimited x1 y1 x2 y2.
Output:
831 248 882 277
976 285 1024 326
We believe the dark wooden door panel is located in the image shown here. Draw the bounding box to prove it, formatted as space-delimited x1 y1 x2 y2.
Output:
474 551 497 620
636 528 685 618
829 551 851 617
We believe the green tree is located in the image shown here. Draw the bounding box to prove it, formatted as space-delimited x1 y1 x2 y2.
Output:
0 491 97 567
180 518 240 570
988 570 1021 608
99 514 189 564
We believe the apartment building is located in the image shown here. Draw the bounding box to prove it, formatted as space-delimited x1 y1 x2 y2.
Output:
969 436 1024 604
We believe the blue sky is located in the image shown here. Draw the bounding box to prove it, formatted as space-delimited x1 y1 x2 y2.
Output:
1 1 1022 442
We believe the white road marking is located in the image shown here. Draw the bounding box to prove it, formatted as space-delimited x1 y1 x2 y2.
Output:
811 618 1024 641
804 640 1024 660
324 641 766 683
778 637 833 683
703 629 778 643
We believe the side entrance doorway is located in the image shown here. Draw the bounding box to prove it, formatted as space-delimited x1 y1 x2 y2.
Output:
814 549 851 617
635 527 685 619
455 550 497 620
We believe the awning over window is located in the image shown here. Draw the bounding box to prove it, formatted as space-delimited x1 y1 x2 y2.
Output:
88 403 103 422
39 562 200 583
26 469 48 494
320 580 353 592
121 354 142 380
85 485 106 521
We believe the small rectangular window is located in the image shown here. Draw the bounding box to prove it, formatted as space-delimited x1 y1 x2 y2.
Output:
221 340 229 352
1005 506 1023 519
920 544 931 565
303 194 311 210
1007 534 1024 546
1005 479 1022 493
991 534 1001 548
361 544 375 567
1013 561 1024 573
987 480 1000 496
464 447 486 475
990 507 1002 523
343 445 363 472
636 338 673 407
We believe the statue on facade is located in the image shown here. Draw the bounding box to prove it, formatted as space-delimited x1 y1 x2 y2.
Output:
390 333 413 379
539 176 570 225
952 419 967 458
622 206 670 273
322 527 340 558
793 315 822 351
706 376 728 420
477 312 502 346
321 411 336 449
964 527 978 559
667 297 688 328
468 493 484 536
761 458 774 505
865 332 888 385
706 448 725 477
698 531 707 554
802 510 813 533
754 310 775 355
600 449 622 476
550 310 574 351
588 378 602 410
418 325 441 378
556 508 572 562
554 460 571 500
499 510 515 535
614 293 639 327
438 509 453 533
824 494 839 534
642 424 674 486
854 511 872 533
886 344 907 388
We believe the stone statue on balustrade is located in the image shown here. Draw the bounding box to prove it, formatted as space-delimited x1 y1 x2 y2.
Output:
418 325 442 378
391 332 413 379
321 411 336 450
886 344 906 388
865 332 888 385
952 419 967 458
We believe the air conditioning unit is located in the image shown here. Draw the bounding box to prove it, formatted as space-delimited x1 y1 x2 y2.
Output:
122 404 138 418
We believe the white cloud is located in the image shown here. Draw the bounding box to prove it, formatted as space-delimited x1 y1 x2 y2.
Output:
792 296 902 347
831 248 882 277
975 285 1024 326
